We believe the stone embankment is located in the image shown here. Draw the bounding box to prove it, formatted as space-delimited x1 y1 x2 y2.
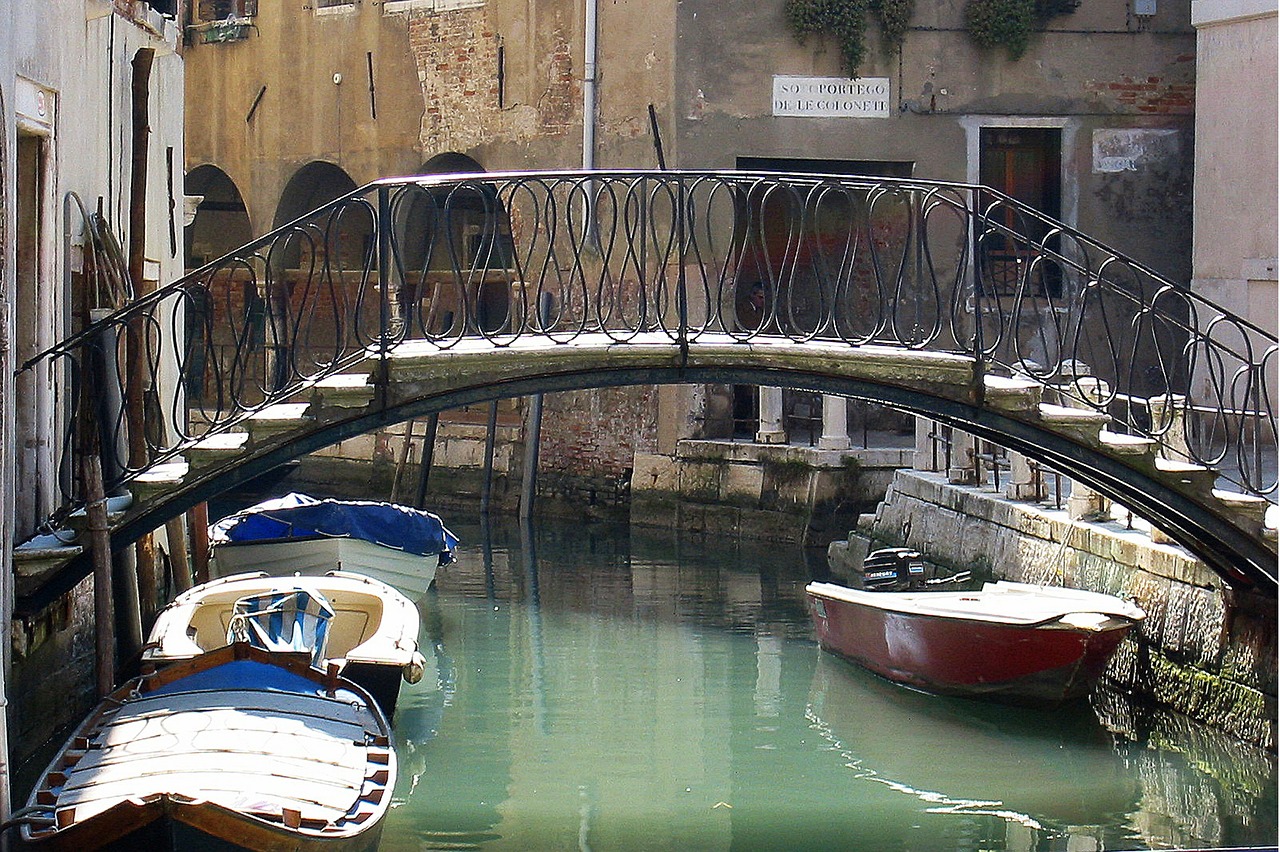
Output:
829 470 1277 749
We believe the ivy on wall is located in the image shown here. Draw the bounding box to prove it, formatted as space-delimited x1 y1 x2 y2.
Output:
783 0 915 77
784 0 1079 74
964 0 1081 59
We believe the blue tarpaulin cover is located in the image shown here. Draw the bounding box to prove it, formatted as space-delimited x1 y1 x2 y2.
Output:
210 493 459 566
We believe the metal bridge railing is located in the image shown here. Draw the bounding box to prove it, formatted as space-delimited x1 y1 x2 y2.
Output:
22 170 1278 534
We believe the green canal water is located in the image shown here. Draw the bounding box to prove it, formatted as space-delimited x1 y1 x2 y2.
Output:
379 517 1277 852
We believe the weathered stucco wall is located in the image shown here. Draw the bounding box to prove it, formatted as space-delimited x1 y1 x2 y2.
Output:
674 0 1196 281
831 470 1277 749
1189 0 1277 408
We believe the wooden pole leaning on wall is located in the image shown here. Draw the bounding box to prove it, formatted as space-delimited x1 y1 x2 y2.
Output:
480 402 499 515
414 414 439 510
125 47 157 631
80 371 117 698
165 516 192 593
82 452 116 698
519 293 553 521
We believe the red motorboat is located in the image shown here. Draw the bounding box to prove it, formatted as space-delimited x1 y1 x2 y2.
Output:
806 549 1145 707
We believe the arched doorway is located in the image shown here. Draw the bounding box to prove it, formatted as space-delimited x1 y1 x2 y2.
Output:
272 161 367 270
184 164 252 269
394 153 511 335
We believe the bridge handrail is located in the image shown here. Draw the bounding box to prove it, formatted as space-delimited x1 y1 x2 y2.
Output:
16 169 1277 536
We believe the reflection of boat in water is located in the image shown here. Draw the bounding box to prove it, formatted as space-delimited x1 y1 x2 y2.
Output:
143 571 427 717
209 493 458 600
807 652 1139 828
806 549 1145 706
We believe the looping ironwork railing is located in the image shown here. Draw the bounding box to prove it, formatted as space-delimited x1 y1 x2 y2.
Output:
23 170 1278 532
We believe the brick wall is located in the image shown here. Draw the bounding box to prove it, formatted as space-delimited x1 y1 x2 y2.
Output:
1085 55 1195 115
406 5 577 153
538 386 659 502
409 8 500 152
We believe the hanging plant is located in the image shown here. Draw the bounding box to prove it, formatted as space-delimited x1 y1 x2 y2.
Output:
783 0 915 77
873 0 914 51
964 0 1080 60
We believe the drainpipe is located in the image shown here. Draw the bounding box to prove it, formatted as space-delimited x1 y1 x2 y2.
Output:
582 0 597 172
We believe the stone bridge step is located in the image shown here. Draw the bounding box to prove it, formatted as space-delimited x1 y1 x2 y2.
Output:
1211 488 1272 527
1097 430 1159 457
983 375 1043 412
130 460 190 503
187 432 250 469
1036 403 1111 442
245 403 314 442
1148 457 1222 503
312 373 376 409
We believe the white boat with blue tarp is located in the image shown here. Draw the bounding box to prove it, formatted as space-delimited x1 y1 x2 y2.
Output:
208 493 459 599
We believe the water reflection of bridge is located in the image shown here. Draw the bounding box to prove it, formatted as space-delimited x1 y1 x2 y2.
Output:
14 171 1277 612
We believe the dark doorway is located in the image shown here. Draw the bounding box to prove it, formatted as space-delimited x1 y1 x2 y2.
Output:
977 127 1063 297
979 127 1061 221
729 157 915 440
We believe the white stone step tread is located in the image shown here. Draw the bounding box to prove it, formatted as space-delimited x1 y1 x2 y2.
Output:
316 373 374 390
1153 457 1212 475
1037 403 1112 424
314 373 376 408
247 402 312 422
1098 430 1159 454
1152 457 1218 490
134 460 190 483
983 375 1043 410
984 375 1040 392
191 432 250 451
1211 489 1271 507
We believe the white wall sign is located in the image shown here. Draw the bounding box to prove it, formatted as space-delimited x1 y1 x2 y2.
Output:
772 76 891 118
16 77 55 131
1092 128 1181 173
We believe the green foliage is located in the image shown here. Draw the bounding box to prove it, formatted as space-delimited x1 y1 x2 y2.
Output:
872 0 914 50
963 0 1079 60
783 0 1079 74
783 0 914 77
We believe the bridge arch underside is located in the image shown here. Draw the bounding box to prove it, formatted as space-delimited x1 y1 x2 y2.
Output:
88 342 1279 607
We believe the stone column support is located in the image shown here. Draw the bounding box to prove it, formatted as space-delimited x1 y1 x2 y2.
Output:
818 394 851 451
756 386 787 444
1148 394 1189 460
947 430 977 484
1147 393 1191 544
914 418 942 472
1004 451 1045 501
1064 375 1111 521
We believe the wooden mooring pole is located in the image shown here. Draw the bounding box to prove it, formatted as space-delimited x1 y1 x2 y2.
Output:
124 47 156 636
82 447 116 698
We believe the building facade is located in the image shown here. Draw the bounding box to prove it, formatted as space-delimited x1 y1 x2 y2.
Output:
1 0 186 799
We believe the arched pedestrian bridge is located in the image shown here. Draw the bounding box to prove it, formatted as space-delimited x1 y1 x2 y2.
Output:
15 170 1277 612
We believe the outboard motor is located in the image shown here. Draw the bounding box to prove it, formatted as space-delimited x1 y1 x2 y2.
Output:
861 547 927 591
